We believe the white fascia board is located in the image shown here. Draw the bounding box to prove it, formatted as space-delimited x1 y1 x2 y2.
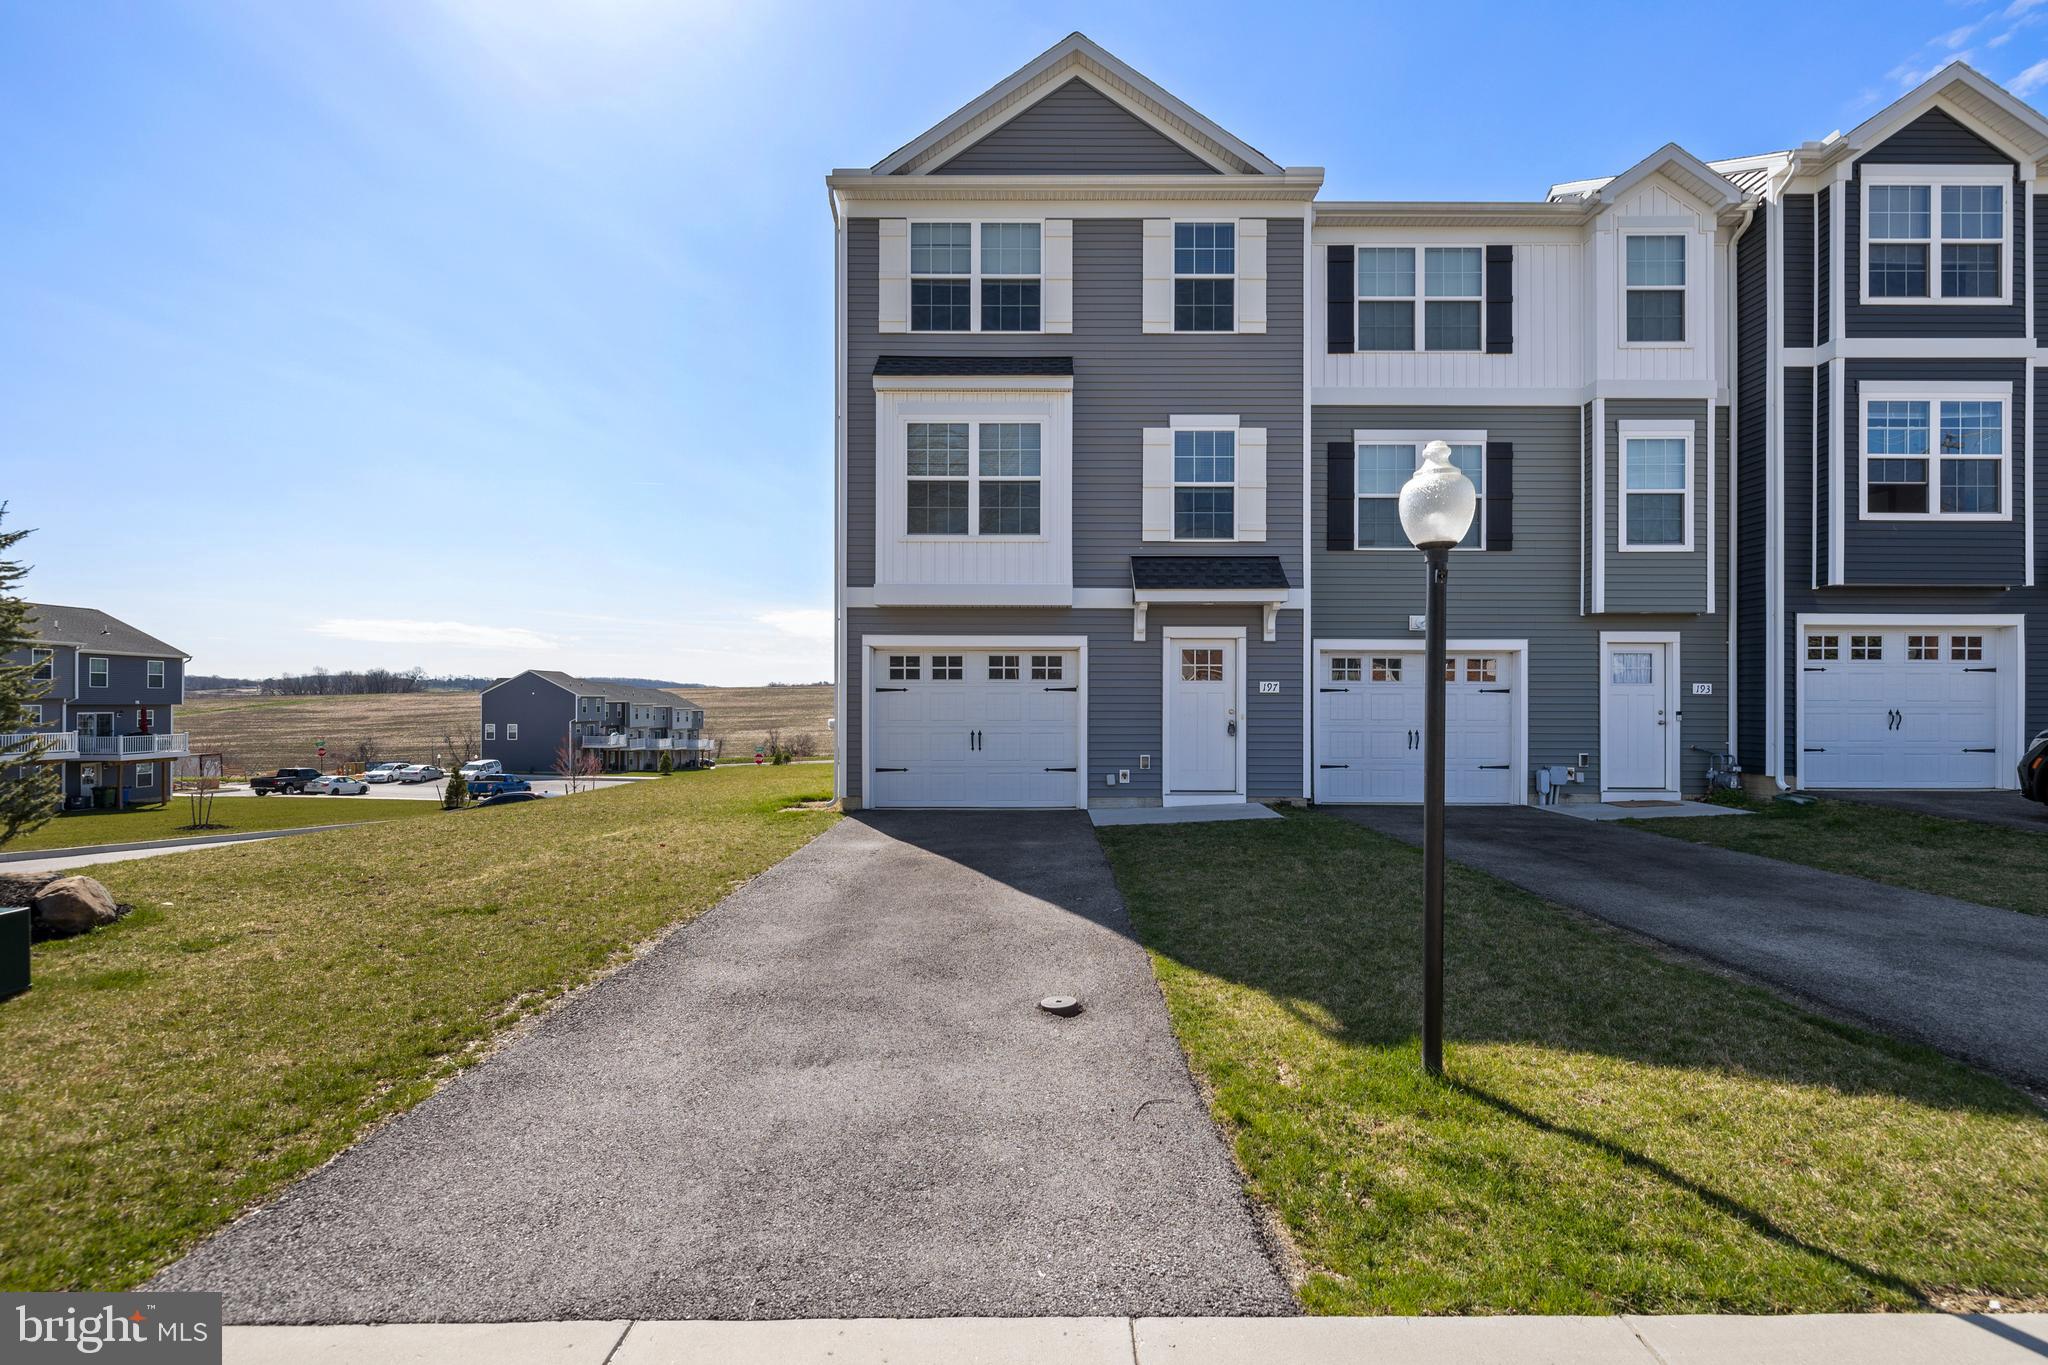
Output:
1784 337 2041 363
869 584 1075 607
1131 586 1292 605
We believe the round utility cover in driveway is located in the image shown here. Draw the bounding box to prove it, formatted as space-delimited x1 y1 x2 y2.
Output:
1038 996 1082 1016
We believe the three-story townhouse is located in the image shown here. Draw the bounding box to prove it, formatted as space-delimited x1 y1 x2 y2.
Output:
831 34 1318 810
3 604 190 807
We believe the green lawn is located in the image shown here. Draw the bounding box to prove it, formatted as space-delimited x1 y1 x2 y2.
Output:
1098 809 2048 1315
0 765 836 1291
1625 795 2048 918
5 795 444 853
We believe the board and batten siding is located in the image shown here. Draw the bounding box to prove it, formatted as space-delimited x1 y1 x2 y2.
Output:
922 79 1219 176
1312 404 1730 799
1842 110 2026 339
1603 398 1715 615
1598 176 1724 387
844 216 1304 592
842 605 1302 806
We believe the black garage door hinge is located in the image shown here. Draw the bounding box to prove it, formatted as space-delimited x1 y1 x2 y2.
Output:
874 686 908 693
874 766 908 772
1044 685 1079 692
1963 747 1998 753
1319 687 1350 693
1965 667 1998 673
1803 747 1826 753
1804 667 1826 673
1479 764 1510 770
1480 688 1511 694
1044 766 1077 772
1319 763 1349 769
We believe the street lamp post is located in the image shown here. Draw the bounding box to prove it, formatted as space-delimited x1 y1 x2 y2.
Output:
1398 441 1478 1077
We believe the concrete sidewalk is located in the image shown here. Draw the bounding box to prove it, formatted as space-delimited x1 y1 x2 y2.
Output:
224 1313 2048 1364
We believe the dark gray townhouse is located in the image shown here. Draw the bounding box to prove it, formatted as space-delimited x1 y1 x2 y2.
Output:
3 604 189 807
480 670 709 774
830 34 2048 810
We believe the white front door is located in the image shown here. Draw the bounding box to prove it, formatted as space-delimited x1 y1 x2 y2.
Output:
868 647 1082 808
1801 627 2008 789
1603 642 1670 792
1167 638 1239 797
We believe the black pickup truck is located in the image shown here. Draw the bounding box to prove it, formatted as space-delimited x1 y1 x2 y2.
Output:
249 767 322 795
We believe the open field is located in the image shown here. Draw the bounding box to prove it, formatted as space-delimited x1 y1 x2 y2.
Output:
1099 808 2048 1315
5 796 444 853
178 684 835 773
0 765 837 1291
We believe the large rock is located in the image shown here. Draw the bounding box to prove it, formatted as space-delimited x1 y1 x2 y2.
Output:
31 876 120 939
0 872 54 908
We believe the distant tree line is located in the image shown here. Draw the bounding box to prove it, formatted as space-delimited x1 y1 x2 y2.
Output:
189 669 499 695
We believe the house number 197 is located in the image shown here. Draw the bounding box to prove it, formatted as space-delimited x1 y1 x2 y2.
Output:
1258 680 1281 694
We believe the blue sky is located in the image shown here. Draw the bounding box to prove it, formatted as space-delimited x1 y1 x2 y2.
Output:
4 1 2044 684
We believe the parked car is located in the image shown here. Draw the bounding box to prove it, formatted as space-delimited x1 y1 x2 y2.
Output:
459 759 503 780
466 773 531 799
2021 731 2048 805
396 764 443 784
304 774 369 795
473 790 546 807
363 762 408 784
250 767 322 795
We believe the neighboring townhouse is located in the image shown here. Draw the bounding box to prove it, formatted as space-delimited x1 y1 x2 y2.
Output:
2 603 189 807
831 33 2048 810
481 670 710 774
830 34 1317 810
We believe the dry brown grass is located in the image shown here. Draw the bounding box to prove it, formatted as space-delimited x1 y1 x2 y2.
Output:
179 684 836 773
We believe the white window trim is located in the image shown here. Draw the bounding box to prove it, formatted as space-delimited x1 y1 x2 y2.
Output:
1856 380 2012 523
1353 245 1486 353
1620 230 1690 350
1349 429 1487 553
484 722 497 741
1171 219 1237 333
30 648 52 681
505 722 519 741
75 710 114 738
135 763 155 789
146 660 165 689
1859 166 2013 307
1617 420 1696 553
908 219 1046 334
1170 425 1239 543
901 416 1047 543
86 657 108 688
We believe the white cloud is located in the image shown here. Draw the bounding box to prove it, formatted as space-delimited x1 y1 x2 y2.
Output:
310 617 556 651
2011 57 2048 94
759 608 833 642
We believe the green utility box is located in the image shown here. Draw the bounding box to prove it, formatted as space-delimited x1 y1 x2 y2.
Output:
0 905 28 1000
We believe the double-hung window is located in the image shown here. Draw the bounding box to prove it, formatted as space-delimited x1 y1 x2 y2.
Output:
905 421 1042 537
909 222 1042 331
1172 429 1235 539
1355 247 1483 351
1618 425 1692 550
1353 433 1484 549
1173 222 1234 331
30 648 52 682
1864 173 2007 302
1860 388 2008 519
1624 235 1686 342
146 660 165 689
87 657 108 688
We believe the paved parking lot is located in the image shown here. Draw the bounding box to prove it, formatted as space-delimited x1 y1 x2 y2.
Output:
215 776 636 802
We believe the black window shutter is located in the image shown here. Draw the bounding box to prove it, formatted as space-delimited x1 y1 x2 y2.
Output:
1326 442 1355 550
1326 244 1355 354
1484 442 1514 550
1484 245 1513 354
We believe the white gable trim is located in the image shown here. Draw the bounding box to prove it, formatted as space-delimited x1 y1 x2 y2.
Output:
870 33 1282 178
1597 144 1748 214
1837 64 2048 167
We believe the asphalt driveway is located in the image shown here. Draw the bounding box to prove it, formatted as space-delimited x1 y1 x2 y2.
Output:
1335 805 2048 1090
150 812 1290 1323
1821 788 2048 833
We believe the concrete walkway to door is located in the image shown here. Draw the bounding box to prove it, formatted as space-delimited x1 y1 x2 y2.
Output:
1334 805 2048 1090
151 812 1291 1324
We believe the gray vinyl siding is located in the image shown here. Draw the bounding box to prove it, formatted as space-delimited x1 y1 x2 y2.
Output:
1604 399 1712 614
924 80 1219 175
1735 209 1769 771
1816 187 1832 345
1313 405 1729 800
480 672 576 774
842 605 1303 806
1843 110 2024 339
8 642 76 702
69 653 181 707
1840 358 2028 587
1783 194 1814 348
1580 402 1594 614
845 216 1304 590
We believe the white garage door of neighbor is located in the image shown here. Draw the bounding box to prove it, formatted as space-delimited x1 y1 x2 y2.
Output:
1800 627 2008 790
868 647 1081 808
1315 649 1517 804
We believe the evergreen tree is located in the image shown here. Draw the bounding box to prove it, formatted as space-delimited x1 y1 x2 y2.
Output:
0 506 60 846
657 750 673 776
442 766 468 810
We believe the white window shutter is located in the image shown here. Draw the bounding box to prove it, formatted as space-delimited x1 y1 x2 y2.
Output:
1235 218 1267 334
1142 219 1173 334
1043 219 1074 333
1142 427 1174 540
877 219 909 333
1235 428 1267 541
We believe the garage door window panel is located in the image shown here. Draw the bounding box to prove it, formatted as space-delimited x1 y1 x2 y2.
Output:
1330 656 1362 682
988 655 1020 681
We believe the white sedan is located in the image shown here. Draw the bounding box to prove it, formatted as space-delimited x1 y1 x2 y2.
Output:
363 762 408 784
397 764 443 783
305 775 369 795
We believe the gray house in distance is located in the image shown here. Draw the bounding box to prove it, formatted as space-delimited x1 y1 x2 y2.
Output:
1 603 190 807
480 670 710 774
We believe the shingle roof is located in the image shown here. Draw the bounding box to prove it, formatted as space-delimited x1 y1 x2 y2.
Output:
524 670 692 710
874 355 1074 376
1130 555 1291 591
23 603 188 658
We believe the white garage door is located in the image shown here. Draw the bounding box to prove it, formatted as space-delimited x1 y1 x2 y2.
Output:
1315 648 1518 804
1800 627 2008 789
868 647 1081 808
